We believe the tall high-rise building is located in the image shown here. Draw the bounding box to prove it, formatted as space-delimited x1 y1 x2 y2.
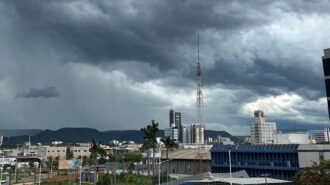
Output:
175 112 182 141
322 49 330 120
250 110 277 144
169 109 175 127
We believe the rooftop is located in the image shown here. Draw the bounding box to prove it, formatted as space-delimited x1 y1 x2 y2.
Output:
161 149 210 160
186 177 291 184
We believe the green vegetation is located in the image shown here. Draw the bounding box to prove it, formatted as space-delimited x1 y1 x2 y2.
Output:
66 150 74 160
97 172 171 185
118 152 143 163
117 152 143 174
89 139 107 165
41 180 89 185
161 136 176 159
293 160 330 184
140 120 159 180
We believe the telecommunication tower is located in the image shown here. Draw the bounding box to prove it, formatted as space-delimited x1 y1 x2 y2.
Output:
195 34 204 144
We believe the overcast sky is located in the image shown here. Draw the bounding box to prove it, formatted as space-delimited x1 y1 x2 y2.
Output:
0 0 330 135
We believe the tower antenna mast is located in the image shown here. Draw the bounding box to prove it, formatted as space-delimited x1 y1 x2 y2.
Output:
196 33 204 144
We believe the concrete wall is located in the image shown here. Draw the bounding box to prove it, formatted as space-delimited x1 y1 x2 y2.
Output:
160 159 209 175
298 144 330 167
298 152 320 167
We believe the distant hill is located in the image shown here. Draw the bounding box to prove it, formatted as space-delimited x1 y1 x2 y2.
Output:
3 128 238 145
0 129 42 137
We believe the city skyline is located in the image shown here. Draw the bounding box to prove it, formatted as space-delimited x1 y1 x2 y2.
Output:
0 1 330 135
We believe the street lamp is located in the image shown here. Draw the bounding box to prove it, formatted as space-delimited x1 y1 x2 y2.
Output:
0 150 3 184
156 137 161 185
14 158 18 183
260 174 269 185
80 148 83 185
229 149 232 185
38 157 42 185
159 159 173 184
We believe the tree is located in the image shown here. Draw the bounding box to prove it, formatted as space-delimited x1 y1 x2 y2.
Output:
140 120 159 179
161 136 176 159
118 152 143 174
66 149 74 160
141 138 152 179
161 136 176 182
89 139 107 164
293 160 330 185
97 173 112 185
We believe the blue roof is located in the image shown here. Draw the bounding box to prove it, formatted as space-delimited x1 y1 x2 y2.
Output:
211 144 299 152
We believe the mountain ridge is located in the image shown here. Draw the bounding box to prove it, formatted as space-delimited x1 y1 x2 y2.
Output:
2 127 238 145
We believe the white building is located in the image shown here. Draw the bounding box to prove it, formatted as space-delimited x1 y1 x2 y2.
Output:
172 127 179 141
38 146 67 160
0 135 3 146
164 126 179 142
23 146 39 156
273 133 309 144
69 146 91 159
213 136 234 145
315 128 330 143
51 141 63 145
250 110 277 144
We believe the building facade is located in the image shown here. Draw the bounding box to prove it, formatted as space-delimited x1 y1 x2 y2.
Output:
322 49 330 120
160 149 210 175
38 146 67 160
169 109 175 127
69 146 91 159
315 128 330 143
211 144 330 180
273 133 309 144
164 128 173 138
175 112 182 142
250 110 276 144
172 127 179 141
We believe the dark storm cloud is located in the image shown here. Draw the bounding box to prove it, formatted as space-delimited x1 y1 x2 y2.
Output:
2 0 272 70
3 0 327 96
203 57 324 99
0 0 329 132
16 87 59 99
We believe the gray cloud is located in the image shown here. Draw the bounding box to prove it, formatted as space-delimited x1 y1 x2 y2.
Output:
1 0 275 69
0 0 329 134
16 87 59 99
3 0 327 96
